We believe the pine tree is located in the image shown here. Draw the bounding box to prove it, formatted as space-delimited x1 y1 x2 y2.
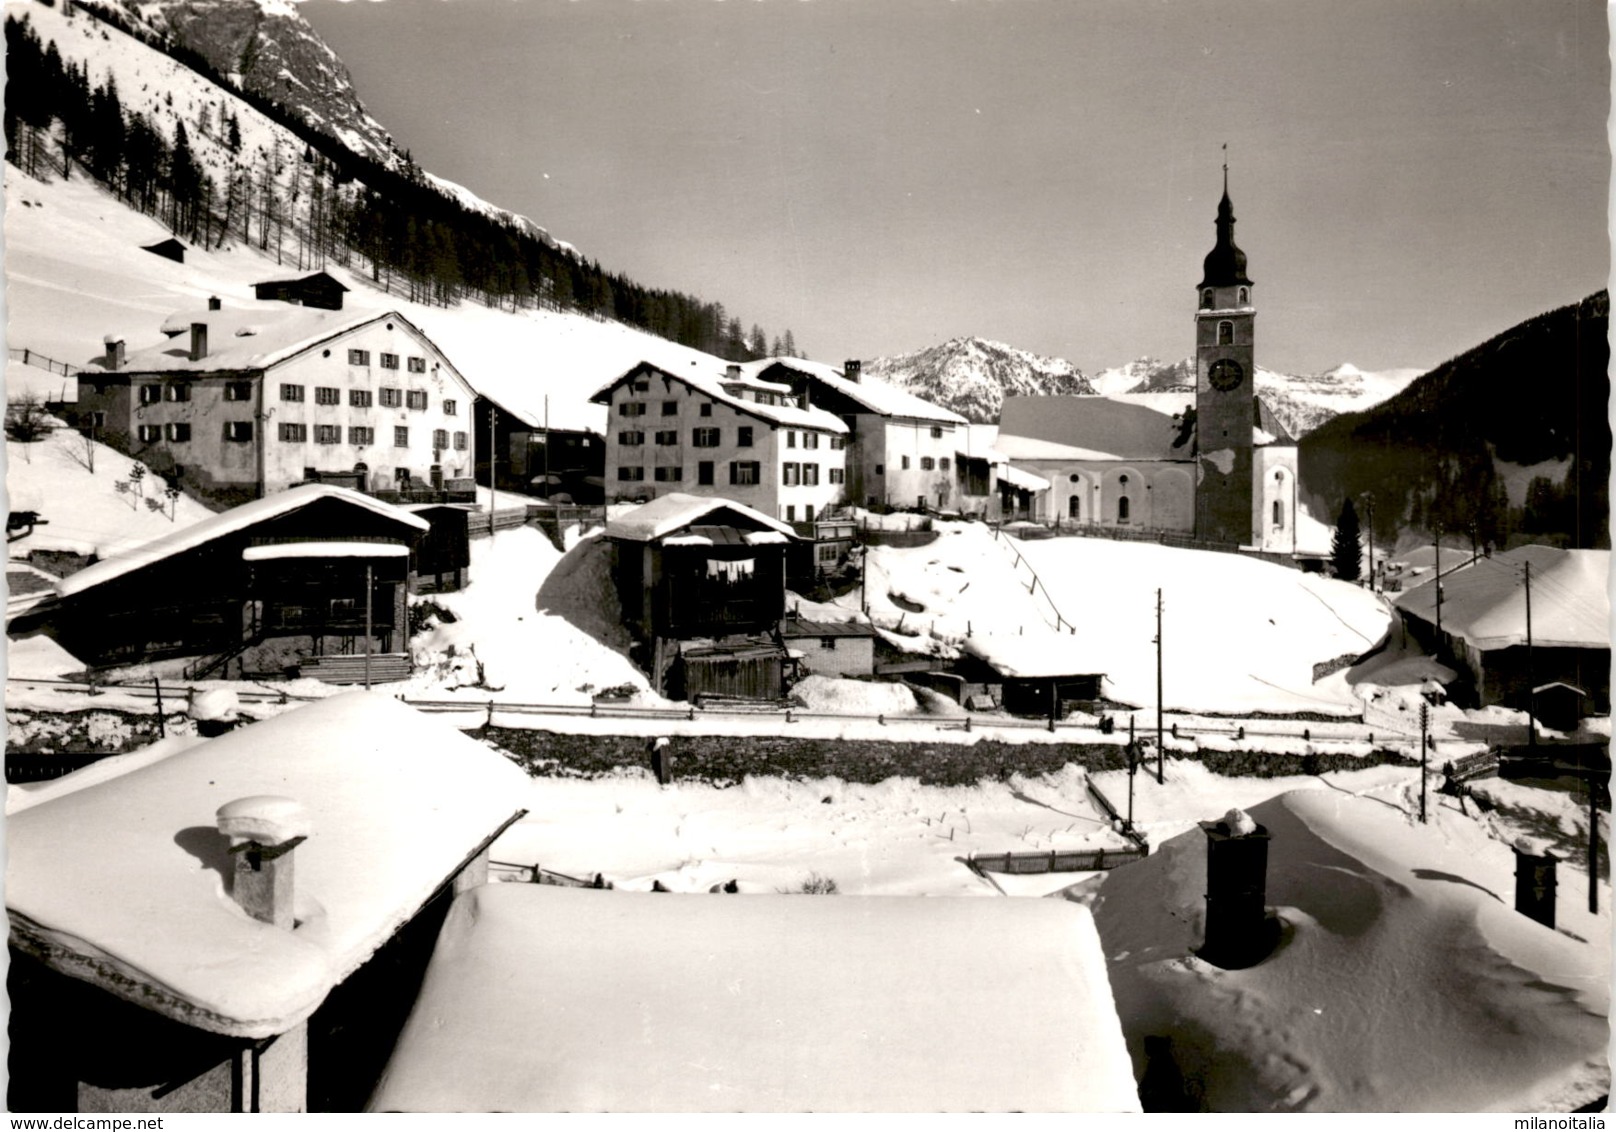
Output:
782 329 798 358
1331 497 1362 581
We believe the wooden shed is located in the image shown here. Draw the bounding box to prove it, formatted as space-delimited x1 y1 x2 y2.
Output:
252 271 349 311
404 504 472 594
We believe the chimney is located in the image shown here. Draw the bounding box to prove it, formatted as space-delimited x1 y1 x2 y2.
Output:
1196 808 1274 969
189 322 209 362
844 359 862 383
1512 838 1558 928
725 363 741 379
216 795 311 931
207 295 222 311
103 336 125 371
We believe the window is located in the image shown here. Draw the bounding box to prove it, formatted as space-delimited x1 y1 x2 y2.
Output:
316 424 341 445
443 399 458 416
1202 288 1215 309
1218 320 1234 346
279 422 307 443
930 426 943 439
619 401 647 417
224 382 253 402
805 504 816 522
698 461 715 485
831 436 847 450
280 384 305 403
1117 495 1131 524
737 426 754 448
454 431 468 451
785 505 796 522
920 456 935 471
350 389 373 408
315 386 341 406
818 545 840 563
692 427 720 448
782 462 801 486
829 467 846 485
139 384 161 405
875 464 884 476
901 455 911 470
1238 287 1249 304
1273 500 1284 529
730 461 760 486
940 457 951 471
655 430 679 446
165 383 191 402
654 466 683 482
619 430 645 446
662 400 678 416
1069 473 1081 483
224 421 254 442
786 431 797 449
631 379 649 393
349 426 374 446
165 422 190 442
433 429 449 451
699 403 713 418
1069 495 1081 520
617 466 645 481
406 390 428 411
380 388 403 408
803 464 819 486
380 352 400 370
407 356 427 373
137 424 161 442
804 432 819 449
348 349 371 366
394 426 409 447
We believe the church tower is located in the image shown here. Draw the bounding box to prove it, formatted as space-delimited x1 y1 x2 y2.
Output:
1194 162 1257 545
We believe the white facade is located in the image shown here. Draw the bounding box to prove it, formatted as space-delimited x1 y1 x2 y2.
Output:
855 417 967 511
596 363 849 523
1254 445 1299 553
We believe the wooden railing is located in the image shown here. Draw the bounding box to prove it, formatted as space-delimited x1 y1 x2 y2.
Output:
8 347 81 378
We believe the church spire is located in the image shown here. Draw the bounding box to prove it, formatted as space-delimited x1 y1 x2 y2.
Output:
1200 148 1251 289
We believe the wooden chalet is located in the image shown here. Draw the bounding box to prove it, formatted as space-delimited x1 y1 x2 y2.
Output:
476 392 604 504
9 486 429 681
252 271 349 310
606 494 801 699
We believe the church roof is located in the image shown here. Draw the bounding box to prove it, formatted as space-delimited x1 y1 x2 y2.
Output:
1199 187 1253 289
997 395 1193 462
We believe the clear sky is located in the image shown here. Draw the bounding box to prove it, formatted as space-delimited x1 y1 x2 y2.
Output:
299 0 1610 376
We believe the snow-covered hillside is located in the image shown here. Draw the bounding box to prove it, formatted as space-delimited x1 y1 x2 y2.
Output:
862 336 1094 424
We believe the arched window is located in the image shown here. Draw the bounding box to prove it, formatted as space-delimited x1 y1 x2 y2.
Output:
1201 288 1214 309
1218 321 1234 346
1272 499 1284 529
1069 495 1081 520
1117 495 1131 524
1238 287 1249 304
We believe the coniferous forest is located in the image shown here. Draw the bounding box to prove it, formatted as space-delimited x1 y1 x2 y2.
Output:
3 4 798 363
1298 291 1610 552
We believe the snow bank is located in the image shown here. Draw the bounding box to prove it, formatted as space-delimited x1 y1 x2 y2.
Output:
369 884 1141 1112
1088 789 1610 1111
791 674 919 715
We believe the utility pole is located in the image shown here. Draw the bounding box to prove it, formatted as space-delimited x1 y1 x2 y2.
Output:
363 562 373 691
1589 771 1600 915
487 401 498 543
1419 702 1429 823
1127 716 1137 832
1154 588 1164 784
542 393 551 501
1433 528 1443 641
1524 560 1535 750
1363 494 1375 591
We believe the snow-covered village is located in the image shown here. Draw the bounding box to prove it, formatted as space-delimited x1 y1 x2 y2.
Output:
1 0 1611 1117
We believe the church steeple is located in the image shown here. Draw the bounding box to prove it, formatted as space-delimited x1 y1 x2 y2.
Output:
1199 158 1252 289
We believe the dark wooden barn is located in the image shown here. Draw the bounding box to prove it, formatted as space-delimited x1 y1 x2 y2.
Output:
476 393 604 504
404 504 472 594
252 271 350 310
606 494 800 699
141 238 187 264
9 486 428 680
958 636 1106 718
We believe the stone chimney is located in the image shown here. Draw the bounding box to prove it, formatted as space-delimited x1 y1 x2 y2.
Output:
725 363 741 379
216 796 311 931
103 336 125 371
1196 808 1274 969
844 359 862 383
207 295 222 311
189 322 209 362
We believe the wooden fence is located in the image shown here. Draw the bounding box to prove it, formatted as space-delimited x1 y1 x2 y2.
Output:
8 347 80 379
970 845 1148 875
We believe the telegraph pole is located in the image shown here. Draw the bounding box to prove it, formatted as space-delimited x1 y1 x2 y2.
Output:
1524 560 1535 750
1419 702 1429 823
1154 588 1164 784
363 562 374 691
1127 716 1137 832
487 401 498 543
1363 494 1375 591
1433 528 1443 641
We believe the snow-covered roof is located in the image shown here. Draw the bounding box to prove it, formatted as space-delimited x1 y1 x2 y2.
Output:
998 395 1193 462
240 541 411 561
115 307 407 374
963 632 1109 678
367 884 1141 1112
5 694 532 1038
589 361 849 435
997 463 1051 493
1092 789 1611 1110
740 357 969 425
57 485 429 598
604 493 798 543
1393 545 1610 651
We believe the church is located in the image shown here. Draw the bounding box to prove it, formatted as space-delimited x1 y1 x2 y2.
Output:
996 171 1299 556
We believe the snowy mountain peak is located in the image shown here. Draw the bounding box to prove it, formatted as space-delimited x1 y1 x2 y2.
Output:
862 336 1093 424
